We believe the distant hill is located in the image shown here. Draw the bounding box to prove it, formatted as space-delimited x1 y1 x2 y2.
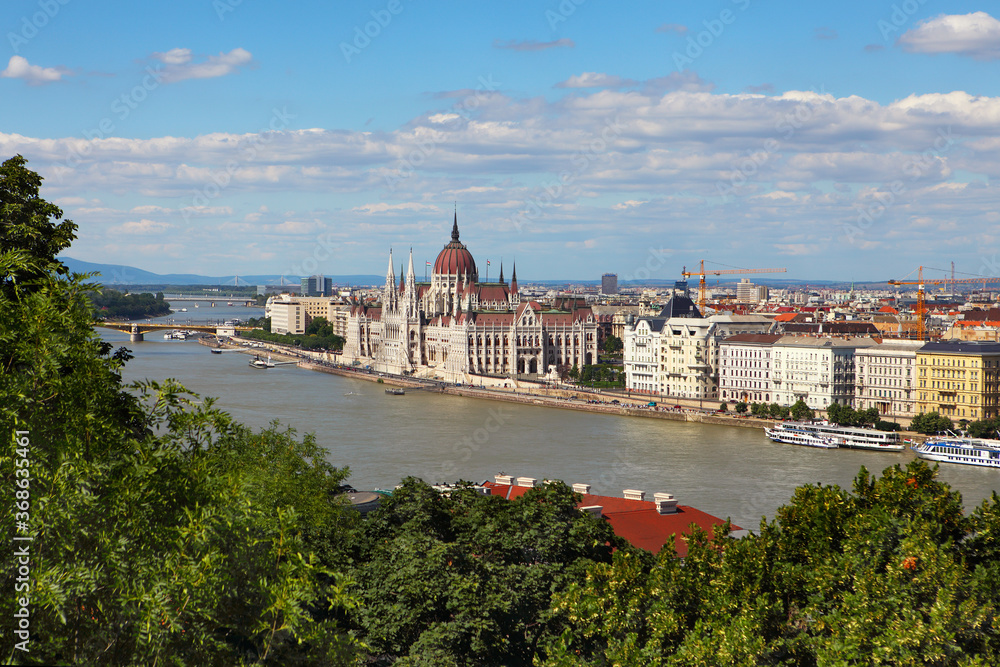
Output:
58 257 383 287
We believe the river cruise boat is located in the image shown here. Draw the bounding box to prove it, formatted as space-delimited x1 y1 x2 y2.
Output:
765 425 839 449
385 387 406 395
911 437 1000 469
773 420 904 452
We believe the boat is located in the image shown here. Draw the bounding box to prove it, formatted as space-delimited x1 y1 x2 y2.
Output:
249 355 275 369
180 308 187 312
385 387 406 395
227 301 233 306
770 420 904 452
765 425 839 449
911 436 1000 468
210 348 223 354
164 331 190 340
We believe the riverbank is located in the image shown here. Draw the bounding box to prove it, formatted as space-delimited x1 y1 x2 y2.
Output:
201 336 928 443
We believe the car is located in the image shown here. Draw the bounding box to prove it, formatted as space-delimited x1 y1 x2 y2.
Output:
673 405 683 410
611 399 620 404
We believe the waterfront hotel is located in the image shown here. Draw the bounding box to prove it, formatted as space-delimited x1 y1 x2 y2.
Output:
341 214 599 383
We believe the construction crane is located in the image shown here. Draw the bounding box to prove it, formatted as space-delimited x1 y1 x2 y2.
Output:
681 260 787 313
888 266 1000 340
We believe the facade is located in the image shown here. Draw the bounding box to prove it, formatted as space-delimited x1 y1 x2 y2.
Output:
623 290 774 398
601 273 618 295
771 336 875 410
915 341 1000 420
341 215 599 382
855 340 923 419
718 334 783 403
266 294 353 336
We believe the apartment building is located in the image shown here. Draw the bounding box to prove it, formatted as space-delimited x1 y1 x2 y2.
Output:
915 341 1000 420
855 340 923 419
771 336 875 410
718 334 783 403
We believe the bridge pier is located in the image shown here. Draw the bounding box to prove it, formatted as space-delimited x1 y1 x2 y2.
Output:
129 324 144 342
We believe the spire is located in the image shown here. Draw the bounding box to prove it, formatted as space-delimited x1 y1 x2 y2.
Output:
399 263 405 292
511 261 518 293
407 247 415 282
499 262 504 284
386 248 395 283
451 209 460 243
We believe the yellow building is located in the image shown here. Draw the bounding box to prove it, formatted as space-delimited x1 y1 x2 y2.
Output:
915 341 1000 420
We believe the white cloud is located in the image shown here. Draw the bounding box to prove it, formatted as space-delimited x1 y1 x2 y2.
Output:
151 47 253 83
1 56 67 85
353 202 440 215
556 72 636 89
112 219 173 235
898 12 1000 60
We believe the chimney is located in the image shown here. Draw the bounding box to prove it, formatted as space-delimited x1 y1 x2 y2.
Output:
580 505 603 518
494 474 513 486
516 476 538 488
623 489 646 501
654 492 678 514
572 483 591 495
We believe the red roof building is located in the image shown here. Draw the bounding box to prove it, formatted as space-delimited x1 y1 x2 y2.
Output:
484 479 738 557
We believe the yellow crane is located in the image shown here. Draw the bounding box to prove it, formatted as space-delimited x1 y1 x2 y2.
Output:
682 260 787 313
888 266 1000 341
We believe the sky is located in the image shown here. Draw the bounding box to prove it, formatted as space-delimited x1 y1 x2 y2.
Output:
2 0 999 283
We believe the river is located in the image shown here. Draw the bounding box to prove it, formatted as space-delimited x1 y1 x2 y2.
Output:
98 302 1000 530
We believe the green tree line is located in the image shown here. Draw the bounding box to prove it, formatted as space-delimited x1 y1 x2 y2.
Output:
88 288 172 320
242 316 346 351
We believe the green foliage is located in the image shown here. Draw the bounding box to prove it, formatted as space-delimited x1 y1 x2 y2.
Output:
876 419 902 432
575 363 625 387
790 399 814 421
967 416 1000 439
719 402 728 413
911 411 956 435
540 461 1000 666
827 402 880 427
602 334 623 355
242 326 345 351
1 157 360 665
346 478 623 665
88 288 171 320
734 401 748 414
0 154 77 297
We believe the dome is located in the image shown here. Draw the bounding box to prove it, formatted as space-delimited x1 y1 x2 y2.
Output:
433 213 478 280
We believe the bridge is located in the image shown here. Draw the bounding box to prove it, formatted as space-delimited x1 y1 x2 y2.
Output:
96 321 257 342
164 296 258 306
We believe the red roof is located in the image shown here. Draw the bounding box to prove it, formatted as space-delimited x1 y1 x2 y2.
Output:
484 482 737 557
775 313 799 322
878 305 899 314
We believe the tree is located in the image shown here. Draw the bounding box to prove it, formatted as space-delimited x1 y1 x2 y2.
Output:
539 461 1000 665
735 401 748 414
602 335 623 355
348 478 622 665
1 157 360 664
790 399 814 421
0 154 77 296
719 402 728 413
910 411 955 435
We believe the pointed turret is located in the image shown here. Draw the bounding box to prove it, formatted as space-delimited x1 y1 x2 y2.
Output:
407 247 416 283
451 210 460 242
510 262 518 293
386 248 395 284
399 263 405 292
499 262 504 284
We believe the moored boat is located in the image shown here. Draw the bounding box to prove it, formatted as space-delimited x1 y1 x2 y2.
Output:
911 436 1000 468
249 354 274 369
773 420 903 452
766 425 839 449
385 387 405 395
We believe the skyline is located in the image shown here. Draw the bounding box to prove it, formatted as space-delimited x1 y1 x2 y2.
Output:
3 1 1000 282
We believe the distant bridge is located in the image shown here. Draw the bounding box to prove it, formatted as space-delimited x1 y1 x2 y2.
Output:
96 321 256 341
164 296 257 306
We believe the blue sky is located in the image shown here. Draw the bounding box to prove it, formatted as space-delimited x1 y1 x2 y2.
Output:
3 0 999 282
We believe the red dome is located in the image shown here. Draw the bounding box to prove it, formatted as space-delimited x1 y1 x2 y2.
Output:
433 213 478 279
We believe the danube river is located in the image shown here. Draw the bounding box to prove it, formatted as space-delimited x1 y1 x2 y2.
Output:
99 303 1000 530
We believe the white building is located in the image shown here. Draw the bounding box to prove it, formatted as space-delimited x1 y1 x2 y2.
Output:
265 294 353 336
855 340 923 419
624 289 774 399
718 334 783 404
771 336 876 409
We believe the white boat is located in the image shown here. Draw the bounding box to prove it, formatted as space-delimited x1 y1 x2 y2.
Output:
766 425 839 449
164 331 189 340
911 436 1000 468
774 420 904 452
249 354 274 369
